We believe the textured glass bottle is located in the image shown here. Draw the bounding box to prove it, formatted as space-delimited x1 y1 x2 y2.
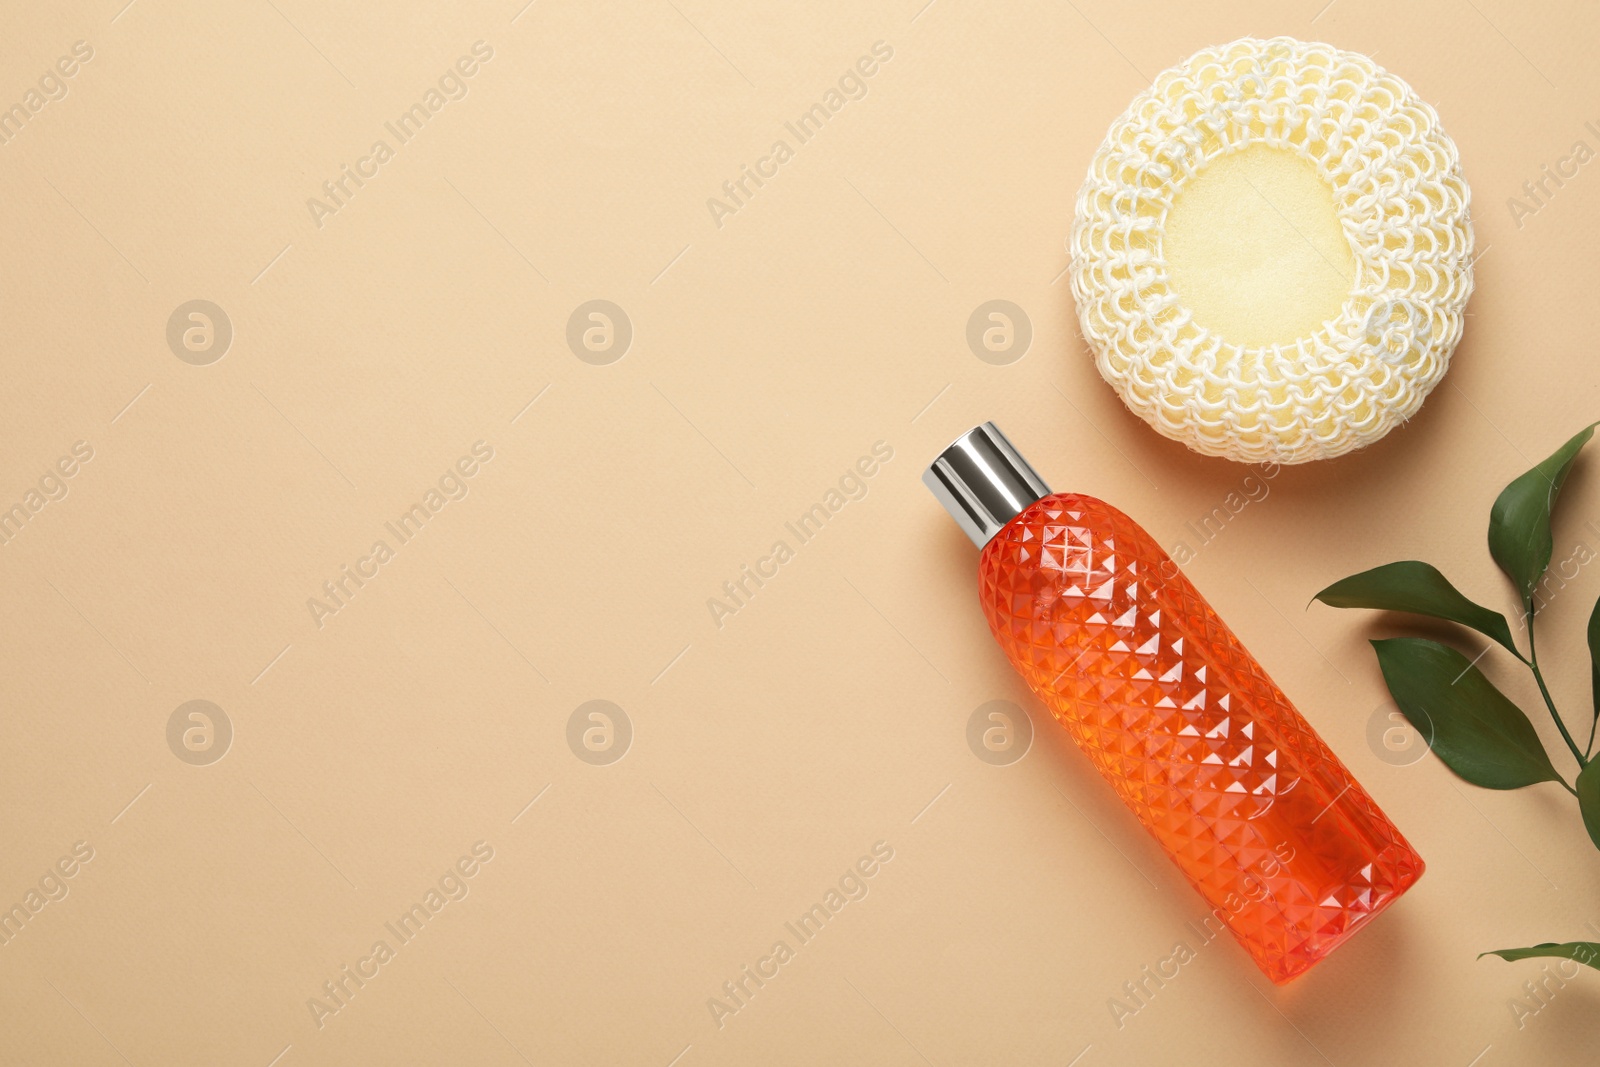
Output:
926 424 1423 983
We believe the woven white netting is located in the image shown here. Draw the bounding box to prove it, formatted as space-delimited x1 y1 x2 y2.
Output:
1069 37 1474 464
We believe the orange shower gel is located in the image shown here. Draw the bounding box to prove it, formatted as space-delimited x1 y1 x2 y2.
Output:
925 423 1422 983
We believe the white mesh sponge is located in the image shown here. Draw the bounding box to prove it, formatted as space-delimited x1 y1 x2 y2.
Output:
1070 37 1474 464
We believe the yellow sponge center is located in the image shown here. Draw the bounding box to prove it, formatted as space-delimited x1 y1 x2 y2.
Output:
1163 145 1355 348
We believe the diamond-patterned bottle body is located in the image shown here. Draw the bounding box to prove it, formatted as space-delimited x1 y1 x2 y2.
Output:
980 493 1423 983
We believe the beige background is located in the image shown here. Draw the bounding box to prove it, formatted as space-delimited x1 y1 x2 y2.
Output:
3 0 1599 1063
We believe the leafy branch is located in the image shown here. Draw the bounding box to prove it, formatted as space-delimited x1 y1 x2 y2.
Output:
1313 422 1600 970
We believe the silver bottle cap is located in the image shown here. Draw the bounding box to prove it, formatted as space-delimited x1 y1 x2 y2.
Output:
922 422 1052 548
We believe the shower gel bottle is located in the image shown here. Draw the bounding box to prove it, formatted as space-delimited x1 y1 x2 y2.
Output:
925 423 1423 983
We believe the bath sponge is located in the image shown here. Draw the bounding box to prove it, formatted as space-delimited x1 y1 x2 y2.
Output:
1070 37 1474 464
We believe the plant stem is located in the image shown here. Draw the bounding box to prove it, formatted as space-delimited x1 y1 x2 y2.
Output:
1559 778 1580 798
1587 679 1599 760
1527 620 1587 768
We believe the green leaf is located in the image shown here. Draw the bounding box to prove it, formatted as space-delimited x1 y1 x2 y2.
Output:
1579 759 1600 852
1371 637 1561 789
1481 943 1600 971
1588 592 1600 735
1314 561 1521 658
1488 422 1599 615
